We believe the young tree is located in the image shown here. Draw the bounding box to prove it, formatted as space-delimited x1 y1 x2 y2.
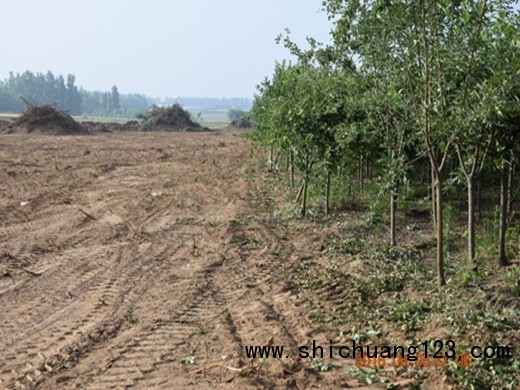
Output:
323 0 519 285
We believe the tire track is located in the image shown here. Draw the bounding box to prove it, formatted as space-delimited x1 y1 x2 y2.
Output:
1 227 186 389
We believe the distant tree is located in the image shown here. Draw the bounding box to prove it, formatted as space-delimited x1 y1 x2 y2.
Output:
0 84 23 112
44 71 58 105
66 74 81 115
56 75 67 109
119 93 148 115
110 85 121 114
0 71 148 117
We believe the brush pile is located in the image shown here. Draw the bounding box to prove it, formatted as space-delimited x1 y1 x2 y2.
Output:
137 104 205 131
230 118 252 129
2 104 88 135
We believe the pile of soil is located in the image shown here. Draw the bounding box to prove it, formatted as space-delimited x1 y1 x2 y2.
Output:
82 121 142 133
2 105 89 135
230 118 252 129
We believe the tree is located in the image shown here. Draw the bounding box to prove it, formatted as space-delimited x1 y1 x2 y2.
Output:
66 74 81 115
110 85 121 114
324 0 519 286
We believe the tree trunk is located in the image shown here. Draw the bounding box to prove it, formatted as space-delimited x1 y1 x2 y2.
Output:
295 179 304 203
499 166 509 266
269 144 274 172
432 164 437 231
359 157 364 193
507 162 514 214
325 169 331 215
273 150 280 169
476 177 482 221
435 174 446 286
467 177 475 263
390 193 397 247
289 150 295 188
301 172 308 217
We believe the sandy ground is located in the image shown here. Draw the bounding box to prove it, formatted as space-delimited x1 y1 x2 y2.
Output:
0 131 373 390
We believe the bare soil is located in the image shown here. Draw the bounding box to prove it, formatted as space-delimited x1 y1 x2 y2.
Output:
0 130 517 389
0 130 347 389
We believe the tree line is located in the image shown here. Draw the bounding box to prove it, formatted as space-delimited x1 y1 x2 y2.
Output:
251 0 519 286
0 71 149 117
0 71 253 118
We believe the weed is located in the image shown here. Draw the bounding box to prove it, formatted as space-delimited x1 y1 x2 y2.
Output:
309 310 328 324
445 355 520 389
351 328 383 343
125 314 138 324
479 207 500 259
322 233 365 256
386 299 431 331
230 235 262 249
180 356 196 366
310 358 330 372
175 216 196 225
346 366 387 385
363 200 384 227
503 267 520 296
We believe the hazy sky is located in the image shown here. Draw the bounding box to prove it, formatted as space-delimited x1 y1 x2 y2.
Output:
0 1 332 98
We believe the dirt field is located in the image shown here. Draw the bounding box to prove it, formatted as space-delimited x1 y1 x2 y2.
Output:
0 131 348 389
0 131 517 389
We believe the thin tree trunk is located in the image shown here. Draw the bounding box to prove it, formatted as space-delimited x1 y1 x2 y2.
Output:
390 192 397 247
507 162 514 214
432 164 437 231
289 150 295 188
467 177 475 263
476 176 482 221
301 171 308 217
273 150 280 169
269 144 273 172
325 169 331 215
499 165 509 266
360 157 364 193
358 157 361 184
295 179 304 203
435 175 446 286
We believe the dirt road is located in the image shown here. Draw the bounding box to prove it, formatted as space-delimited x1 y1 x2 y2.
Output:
0 131 363 389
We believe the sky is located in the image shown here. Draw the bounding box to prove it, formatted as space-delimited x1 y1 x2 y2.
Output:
0 0 333 99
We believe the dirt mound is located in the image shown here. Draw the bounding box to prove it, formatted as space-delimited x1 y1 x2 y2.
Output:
2 105 89 135
82 121 142 133
138 104 203 130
